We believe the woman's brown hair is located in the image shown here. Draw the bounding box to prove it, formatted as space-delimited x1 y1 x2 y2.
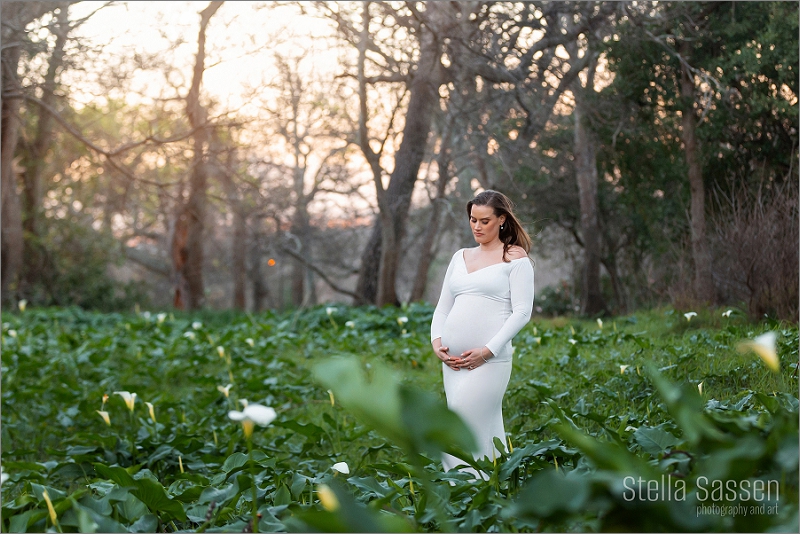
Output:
466 190 532 261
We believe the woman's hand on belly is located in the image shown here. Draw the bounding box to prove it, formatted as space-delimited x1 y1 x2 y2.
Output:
432 339 461 371
455 346 494 371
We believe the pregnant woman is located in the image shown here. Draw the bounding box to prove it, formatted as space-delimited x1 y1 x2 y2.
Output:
430 190 534 478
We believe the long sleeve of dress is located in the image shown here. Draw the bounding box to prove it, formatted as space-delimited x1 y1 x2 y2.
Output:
484 258 534 357
430 251 459 343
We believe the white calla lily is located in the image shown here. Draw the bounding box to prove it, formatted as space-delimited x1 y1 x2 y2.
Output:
18 300 27 312
596 318 603 329
397 316 408 326
684 312 697 321
145 401 156 423
114 391 137 412
318 484 339 511
217 384 233 398
738 331 779 373
228 403 277 439
96 410 111 425
326 307 337 316
619 365 629 375
332 461 350 475
245 338 255 347
345 321 355 328
192 321 203 330
157 313 167 324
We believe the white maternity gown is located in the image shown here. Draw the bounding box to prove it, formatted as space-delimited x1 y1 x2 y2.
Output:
430 248 534 478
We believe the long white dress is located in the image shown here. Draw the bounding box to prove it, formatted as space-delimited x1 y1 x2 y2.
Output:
430 248 534 478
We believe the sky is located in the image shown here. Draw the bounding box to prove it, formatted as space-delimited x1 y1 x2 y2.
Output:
67 1 343 112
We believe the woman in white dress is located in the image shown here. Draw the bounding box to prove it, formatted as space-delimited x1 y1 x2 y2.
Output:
430 190 534 478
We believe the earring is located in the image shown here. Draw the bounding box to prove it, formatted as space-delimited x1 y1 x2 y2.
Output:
500 224 505 230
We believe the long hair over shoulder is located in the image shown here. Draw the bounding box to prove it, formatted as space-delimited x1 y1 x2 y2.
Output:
466 190 532 261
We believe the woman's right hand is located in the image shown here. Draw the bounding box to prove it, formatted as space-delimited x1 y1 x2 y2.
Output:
433 340 460 371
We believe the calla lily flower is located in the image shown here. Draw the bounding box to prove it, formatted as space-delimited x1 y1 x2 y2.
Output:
145 402 156 423
18 300 27 312
317 484 339 511
8 330 17 338
533 337 542 345
345 321 355 328
42 489 58 525
245 338 255 347
698 381 704 395
217 384 233 398
183 331 196 340
684 312 697 321
619 365 629 375
738 331 779 373
97 410 111 425
326 307 337 316
568 338 577 345
239 399 249 408
332 462 350 475
228 403 276 439
192 321 203 330
216 346 226 358
157 313 167 324
114 391 137 412
327 389 335 406
397 316 408 326
722 309 733 318
596 318 603 329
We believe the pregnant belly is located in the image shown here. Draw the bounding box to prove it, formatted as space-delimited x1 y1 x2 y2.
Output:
441 295 507 358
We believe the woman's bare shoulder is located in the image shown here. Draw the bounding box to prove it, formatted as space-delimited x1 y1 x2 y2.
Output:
507 245 528 260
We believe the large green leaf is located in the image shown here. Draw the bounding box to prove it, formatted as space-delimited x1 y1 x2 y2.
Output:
94 464 187 521
633 425 681 456
506 468 590 518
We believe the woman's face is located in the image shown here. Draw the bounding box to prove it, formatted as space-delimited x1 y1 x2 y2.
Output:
469 204 505 245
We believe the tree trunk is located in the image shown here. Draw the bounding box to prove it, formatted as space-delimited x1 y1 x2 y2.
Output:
172 1 223 310
355 221 381 303
231 210 246 310
217 139 246 310
290 205 309 308
573 88 606 316
601 256 626 314
410 132 452 302
20 3 70 291
248 230 271 312
1 2 58 303
357 7 443 306
680 41 715 304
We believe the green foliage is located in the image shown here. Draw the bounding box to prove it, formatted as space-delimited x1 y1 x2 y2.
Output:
24 218 148 311
1 305 797 532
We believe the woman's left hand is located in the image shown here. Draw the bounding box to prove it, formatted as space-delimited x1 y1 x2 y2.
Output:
458 346 493 370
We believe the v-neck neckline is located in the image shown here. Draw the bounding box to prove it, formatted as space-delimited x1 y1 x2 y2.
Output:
461 249 524 275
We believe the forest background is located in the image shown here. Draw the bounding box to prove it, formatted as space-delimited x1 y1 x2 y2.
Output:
1 0 797 320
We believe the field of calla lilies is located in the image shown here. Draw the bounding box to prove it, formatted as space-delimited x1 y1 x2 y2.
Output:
1 304 798 532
